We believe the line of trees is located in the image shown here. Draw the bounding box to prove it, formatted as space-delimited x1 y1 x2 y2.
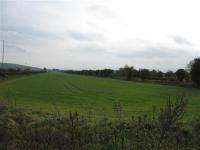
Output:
66 69 114 78
0 67 47 78
65 58 200 87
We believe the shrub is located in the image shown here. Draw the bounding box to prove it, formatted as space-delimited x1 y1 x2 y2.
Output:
0 95 199 150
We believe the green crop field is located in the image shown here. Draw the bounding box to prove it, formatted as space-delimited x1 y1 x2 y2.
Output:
0 72 200 119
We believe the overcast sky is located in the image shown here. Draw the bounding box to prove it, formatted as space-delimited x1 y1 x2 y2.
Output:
1 0 200 71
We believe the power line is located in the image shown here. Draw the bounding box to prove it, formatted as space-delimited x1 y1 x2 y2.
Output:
2 40 4 68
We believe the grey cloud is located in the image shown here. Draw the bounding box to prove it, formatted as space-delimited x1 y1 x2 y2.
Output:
15 47 27 53
115 44 197 72
2 25 56 39
87 21 100 29
68 30 105 42
87 4 115 19
5 44 28 54
1 25 63 53
116 42 192 59
70 43 108 54
1 0 199 71
170 35 192 46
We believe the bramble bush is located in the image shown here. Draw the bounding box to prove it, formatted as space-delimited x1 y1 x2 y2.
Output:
0 95 199 150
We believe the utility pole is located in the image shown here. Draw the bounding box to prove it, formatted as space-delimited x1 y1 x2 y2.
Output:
2 40 4 68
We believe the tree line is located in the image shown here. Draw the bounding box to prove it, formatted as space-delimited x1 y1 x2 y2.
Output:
0 67 47 78
65 58 200 87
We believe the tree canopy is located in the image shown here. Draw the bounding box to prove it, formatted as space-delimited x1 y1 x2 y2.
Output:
189 58 200 87
175 69 188 82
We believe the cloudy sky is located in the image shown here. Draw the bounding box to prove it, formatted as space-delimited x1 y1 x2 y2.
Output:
1 0 200 71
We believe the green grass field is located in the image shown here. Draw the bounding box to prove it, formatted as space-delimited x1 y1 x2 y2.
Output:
0 72 200 119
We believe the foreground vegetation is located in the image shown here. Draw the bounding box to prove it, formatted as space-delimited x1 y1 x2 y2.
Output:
1 96 200 150
0 72 200 119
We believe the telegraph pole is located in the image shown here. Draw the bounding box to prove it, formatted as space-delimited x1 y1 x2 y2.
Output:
2 40 4 68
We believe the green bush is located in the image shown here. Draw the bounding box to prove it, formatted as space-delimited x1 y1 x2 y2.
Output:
0 96 199 150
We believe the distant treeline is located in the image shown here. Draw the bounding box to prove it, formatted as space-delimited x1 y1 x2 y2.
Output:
64 58 200 87
64 68 187 86
65 68 179 80
65 69 115 78
0 67 47 78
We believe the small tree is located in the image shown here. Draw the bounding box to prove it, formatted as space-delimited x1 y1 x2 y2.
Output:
139 69 151 80
125 65 134 80
165 71 174 80
189 58 200 87
175 69 188 82
119 65 134 80
157 95 187 149
43 67 47 72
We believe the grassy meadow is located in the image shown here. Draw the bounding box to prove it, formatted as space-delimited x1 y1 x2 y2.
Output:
0 72 200 119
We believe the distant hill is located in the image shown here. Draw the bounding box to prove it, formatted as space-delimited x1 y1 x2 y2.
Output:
0 63 42 71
